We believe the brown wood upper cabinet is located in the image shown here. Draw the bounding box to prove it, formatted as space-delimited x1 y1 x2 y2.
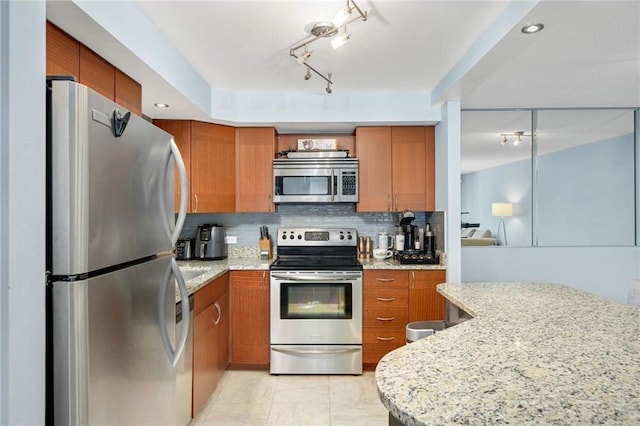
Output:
356 126 435 212
236 128 275 212
46 22 80 79
46 22 142 116
154 120 235 213
153 120 192 212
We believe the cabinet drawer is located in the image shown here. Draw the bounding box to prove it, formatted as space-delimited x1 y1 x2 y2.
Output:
363 288 408 310
194 272 229 316
364 270 408 290
363 310 408 327
363 327 406 364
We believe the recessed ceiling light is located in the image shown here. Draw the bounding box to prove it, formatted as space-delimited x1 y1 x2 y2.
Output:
521 23 544 34
154 103 169 108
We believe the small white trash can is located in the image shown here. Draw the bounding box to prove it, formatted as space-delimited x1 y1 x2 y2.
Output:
406 321 445 343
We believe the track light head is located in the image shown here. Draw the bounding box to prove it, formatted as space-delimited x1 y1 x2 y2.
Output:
501 135 508 146
325 74 333 94
304 68 311 80
297 48 312 65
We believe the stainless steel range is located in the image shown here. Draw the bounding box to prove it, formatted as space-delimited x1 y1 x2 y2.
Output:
270 228 363 375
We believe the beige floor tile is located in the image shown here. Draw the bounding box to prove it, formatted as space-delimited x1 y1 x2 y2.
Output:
329 403 389 426
192 370 390 426
329 372 381 406
198 401 271 426
213 370 278 405
271 375 330 405
266 402 331 426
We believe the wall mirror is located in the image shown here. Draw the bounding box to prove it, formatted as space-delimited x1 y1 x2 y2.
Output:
461 108 637 248
461 110 533 247
536 109 636 246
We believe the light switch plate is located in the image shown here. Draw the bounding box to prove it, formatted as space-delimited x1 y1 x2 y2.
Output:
225 236 237 244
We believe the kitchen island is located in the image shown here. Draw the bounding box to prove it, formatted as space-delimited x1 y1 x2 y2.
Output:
376 282 640 425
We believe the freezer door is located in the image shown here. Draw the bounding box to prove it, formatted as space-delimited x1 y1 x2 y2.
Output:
50 80 175 275
52 256 177 425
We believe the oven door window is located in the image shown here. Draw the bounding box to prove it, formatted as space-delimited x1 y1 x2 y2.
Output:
275 175 331 196
280 283 352 319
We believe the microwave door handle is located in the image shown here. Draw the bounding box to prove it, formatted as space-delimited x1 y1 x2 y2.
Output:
331 171 336 202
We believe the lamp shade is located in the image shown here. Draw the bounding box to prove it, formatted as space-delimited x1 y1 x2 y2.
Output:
491 202 513 217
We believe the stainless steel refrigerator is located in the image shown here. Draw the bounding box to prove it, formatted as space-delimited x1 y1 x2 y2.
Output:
46 78 189 425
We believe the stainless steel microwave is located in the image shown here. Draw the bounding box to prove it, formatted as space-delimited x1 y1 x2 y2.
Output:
273 158 358 203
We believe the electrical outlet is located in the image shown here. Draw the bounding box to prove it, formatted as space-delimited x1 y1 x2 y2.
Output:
225 235 237 244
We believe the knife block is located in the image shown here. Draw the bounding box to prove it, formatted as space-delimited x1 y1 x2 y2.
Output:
259 238 272 260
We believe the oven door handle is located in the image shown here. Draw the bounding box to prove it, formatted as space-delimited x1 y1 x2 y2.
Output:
271 274 362 281
271 346 361 356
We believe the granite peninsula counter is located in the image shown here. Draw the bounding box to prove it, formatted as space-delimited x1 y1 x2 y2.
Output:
376 282 640 425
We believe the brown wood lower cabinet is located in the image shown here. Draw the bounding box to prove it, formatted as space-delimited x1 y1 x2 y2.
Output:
409 270 447 322
230 270 270 367
192 273 230 417
363 269 446 368
363 270 408 367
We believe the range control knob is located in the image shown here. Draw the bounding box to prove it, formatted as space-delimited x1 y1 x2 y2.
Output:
281 234 287 240
347 234 353 240
289 234 295 239
339 234 345 240
297 234 302 239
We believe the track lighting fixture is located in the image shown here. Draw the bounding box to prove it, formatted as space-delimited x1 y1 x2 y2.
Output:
288 0 367 93
297 46 312 65
499 131 532 146
331 28 351 49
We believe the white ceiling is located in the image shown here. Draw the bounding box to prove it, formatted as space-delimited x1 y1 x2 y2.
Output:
46 0 639 168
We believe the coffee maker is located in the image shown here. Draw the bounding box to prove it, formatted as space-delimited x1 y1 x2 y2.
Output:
395 211 439 264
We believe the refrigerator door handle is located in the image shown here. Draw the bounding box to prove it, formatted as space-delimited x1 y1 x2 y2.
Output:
160 138 189 245
159 258 190 367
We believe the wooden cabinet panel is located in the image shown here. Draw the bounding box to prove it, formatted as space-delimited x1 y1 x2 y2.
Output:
363 327 406 364
190 121 236 212
79 45 115 101
193 302 217 415
356 127 393 212
230 271 270 366
408 270 447 322
391 127 427 211
46 22 79 79
213 290 230 386
363 270 409 291
236 128 275 212
192 273 230 417
153 120 192 212
363 288 409 309
424 127 436 211
355 126 435 212
114 69 142 116
363 270 409 366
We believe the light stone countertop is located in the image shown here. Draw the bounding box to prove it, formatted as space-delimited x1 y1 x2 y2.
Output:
176 253 447 301
375 282 640 425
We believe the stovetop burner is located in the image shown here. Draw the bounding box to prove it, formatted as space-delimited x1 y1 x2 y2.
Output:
270 255 362 271
270 227 362 271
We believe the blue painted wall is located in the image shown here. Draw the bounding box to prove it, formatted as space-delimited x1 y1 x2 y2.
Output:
461 133 635 246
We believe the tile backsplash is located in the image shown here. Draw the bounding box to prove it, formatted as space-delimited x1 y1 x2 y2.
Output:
179 204 445 253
